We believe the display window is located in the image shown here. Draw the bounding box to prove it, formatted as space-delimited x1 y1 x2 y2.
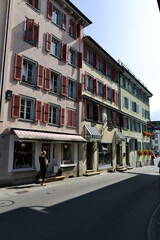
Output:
61 144 72 164
98 143 112 168
13 142 33 169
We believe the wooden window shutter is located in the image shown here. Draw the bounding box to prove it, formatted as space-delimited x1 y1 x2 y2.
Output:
61 76 68 97
62 13 67 30
111 89 115 102
103 84 107 100
26 19 34 42
35 0 39 10
103 61 107 75
47 0 53 20
77 82 82 101
14 54 23 81
84 100 87 119
111 67 115 81
84 72 87 90
43 102 50 123
36 23 39 46
60 108 65 126
119 113 124 128
93 53 98 69
67 109 72 127
84 44 87 61
112 111 116 127
77 52 82 68
93 78 98 95
35 101 42 122
72 110 76 127
37 64 44 88
45 32 52 52
77 22 81 38
93 104 99 122
61 43 68 62
44 68 51 91
12 95 21 119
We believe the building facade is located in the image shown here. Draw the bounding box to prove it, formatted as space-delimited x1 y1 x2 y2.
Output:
0 0 91 186
119 61 153 167
82 36 123 174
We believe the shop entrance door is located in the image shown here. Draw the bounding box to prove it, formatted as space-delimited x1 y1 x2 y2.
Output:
126 143 129 166
86 142 94 170
116 144 121 165
41 143 56 175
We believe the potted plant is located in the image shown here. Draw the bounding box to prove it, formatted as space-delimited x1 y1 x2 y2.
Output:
137 149 143 156
144 150 149 155
148 150 153 155
58 167 63 176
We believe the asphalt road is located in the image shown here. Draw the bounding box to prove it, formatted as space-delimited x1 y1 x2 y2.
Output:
0 166 160 240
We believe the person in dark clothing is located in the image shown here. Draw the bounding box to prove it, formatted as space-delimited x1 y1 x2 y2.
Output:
39 151 48 186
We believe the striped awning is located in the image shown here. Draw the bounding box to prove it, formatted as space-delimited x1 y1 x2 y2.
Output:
84 125 101 140
13 130 86 142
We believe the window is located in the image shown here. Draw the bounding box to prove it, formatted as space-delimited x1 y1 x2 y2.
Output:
98 143 112 168
115 71 119 84
97 57 103 73
107 87 112 102
99 106 103 123
68 79 76 99
87 102 93 120
107 64 111 79
25 19 39 46
26 0 39 10
87 75 93 93
69 19 76 38
67 109 76 127
130 83 135 95
13 142 33 169
22 58 37 85
130 139 135 151
124 117 129 130
61 144 72 164
87 47 93 66
20 97 35 120
50 71 61 95
131 101 139 114
122 76 126 88
98 80 103 97
145 110 150 119
137 142 141 150
49 105 60 125
142 107 145 117
52 7 61 27
69 48 76 67
116 112 120 127
123 96 129 109
51 36 61 58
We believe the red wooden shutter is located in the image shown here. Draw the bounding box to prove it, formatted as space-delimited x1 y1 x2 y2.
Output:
47 0 53 20
69 19 76 36
72 110 76 127
77 82 82 101
93 78 98 95
84 44 87 61
12 95 21 119
115 92 119 105
35 0 39 10
60 108 65 126
67 109 71 127
112 111 116 127
93 104 99 122
111 89 115 102
26 19 34 42
36 23 39 46
103 84 107 100
93 53 98 69
111 67 115 81
44 68 51 91
14 54 23 81
35 101 42 122
61 43 68 61
37 64 44 88
77 52 82 68
84 72 87 90
43 102 50 123
61 76 68 97
103 61 107 75
62 13 67 30
45 32 51 52
77 22 81 38
84 100 87 119
119 113 124 128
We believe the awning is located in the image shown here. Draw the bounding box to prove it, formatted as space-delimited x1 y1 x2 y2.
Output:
84 125 101 141
116 131 126 142
13 130 86 142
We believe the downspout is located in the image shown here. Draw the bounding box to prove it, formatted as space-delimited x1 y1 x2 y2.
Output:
0 0 11 118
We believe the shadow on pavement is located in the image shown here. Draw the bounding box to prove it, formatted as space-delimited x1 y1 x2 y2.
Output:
1 173 160 240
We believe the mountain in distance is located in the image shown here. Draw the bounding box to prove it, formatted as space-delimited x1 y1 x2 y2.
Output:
150 108 160 121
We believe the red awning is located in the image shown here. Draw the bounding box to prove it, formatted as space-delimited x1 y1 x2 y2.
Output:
13 130 86 142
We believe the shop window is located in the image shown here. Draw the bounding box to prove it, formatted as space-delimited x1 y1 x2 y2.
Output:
42 143 51 162
61 144 72 164
98 143 112 168
13 142 33 169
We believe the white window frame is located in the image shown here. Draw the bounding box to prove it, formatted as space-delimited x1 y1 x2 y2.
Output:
51 35 61 58
87 74 93 93
52 6 61 27
68 78 76 100
49 104 60 126
69 47 76 67
50 70 61 95
20 96 35 121
22 57 37 85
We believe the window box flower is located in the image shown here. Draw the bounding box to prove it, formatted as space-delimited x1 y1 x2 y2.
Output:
144 150 149 155
137 150 144 156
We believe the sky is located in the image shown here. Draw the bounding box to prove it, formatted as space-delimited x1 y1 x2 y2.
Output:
70 0 160 120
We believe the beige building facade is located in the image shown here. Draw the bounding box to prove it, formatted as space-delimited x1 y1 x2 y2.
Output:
0 0 91 186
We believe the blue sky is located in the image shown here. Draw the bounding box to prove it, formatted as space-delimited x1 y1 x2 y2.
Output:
71 0 160 119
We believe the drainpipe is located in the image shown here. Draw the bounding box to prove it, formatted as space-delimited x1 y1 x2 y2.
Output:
0 0 11 118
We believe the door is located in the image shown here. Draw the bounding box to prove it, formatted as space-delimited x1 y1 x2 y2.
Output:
126 142 129 166
86 142 94 170
41 143 56 174
132 151 136 168
116 144 121 165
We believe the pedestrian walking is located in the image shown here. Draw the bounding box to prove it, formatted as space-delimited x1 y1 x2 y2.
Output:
39 151 48 186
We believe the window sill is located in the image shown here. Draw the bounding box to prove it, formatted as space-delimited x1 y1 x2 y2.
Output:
18 119 35 123
49 91 60 97
21 81 36 88
12 168 36 173
50 53 60 60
